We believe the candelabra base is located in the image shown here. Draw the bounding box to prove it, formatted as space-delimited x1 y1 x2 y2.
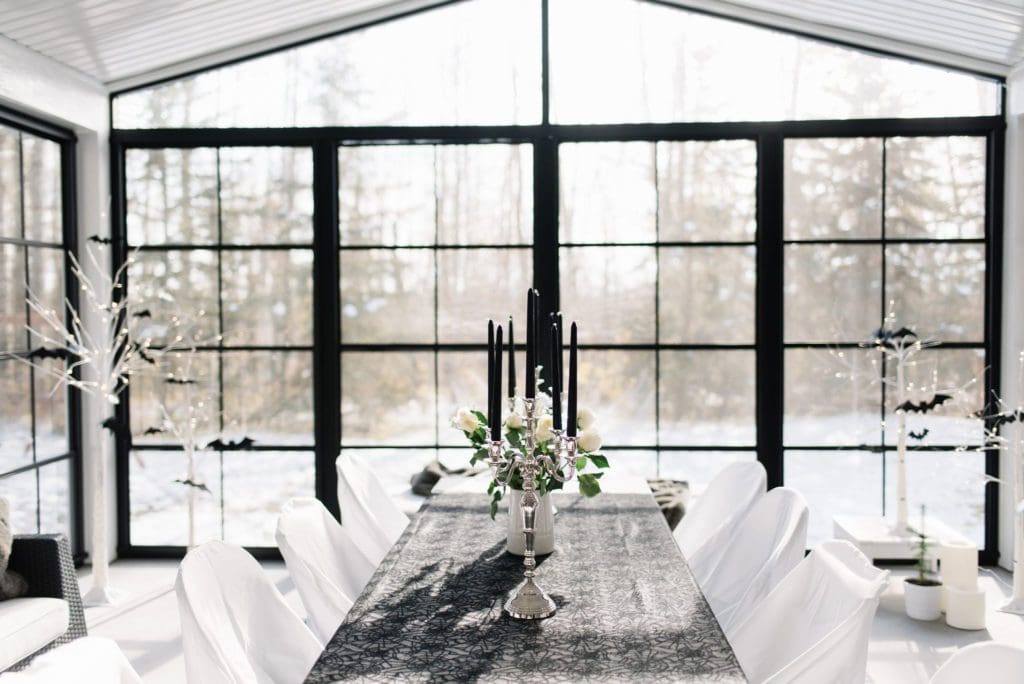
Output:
504 577 556 620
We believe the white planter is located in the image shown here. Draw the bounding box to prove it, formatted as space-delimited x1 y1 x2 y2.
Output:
506 490 554 556
905 579 943 621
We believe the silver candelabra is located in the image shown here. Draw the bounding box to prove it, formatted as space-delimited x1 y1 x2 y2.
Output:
487 396 579 620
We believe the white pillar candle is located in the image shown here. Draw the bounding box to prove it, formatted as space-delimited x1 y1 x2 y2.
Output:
945 586 986 630
940 541 978 591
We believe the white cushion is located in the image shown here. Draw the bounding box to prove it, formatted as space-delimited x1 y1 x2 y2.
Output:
0 637 142 683
0 598 69 671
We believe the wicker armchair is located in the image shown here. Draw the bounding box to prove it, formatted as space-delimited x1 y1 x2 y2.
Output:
6 534 87 670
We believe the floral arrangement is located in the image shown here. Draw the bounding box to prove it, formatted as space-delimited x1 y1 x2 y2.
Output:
452 394 610 518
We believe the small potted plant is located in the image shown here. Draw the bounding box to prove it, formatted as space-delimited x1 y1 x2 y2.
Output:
904 505 943 620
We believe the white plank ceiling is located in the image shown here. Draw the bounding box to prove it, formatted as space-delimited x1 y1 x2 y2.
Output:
0 0 1021 90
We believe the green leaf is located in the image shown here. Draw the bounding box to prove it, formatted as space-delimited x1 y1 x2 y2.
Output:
578 473 603 497
471 409 487 423
489 490 502 520
589 453 610 469
575 456 589 471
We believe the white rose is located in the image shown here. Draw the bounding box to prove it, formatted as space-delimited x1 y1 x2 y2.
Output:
506 412 524 429
533 390 552 412
535 414 554 442
577 428 602 453
577 408 596 431
453 407 479 433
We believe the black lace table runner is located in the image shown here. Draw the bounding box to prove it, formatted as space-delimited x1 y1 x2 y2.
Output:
306 492 747 683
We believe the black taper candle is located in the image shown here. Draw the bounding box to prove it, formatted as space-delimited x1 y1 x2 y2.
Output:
532 289 540 384
492 325 503 440
557 312 564 393
525 292 535 398
549 312 562 395
507 317 516 398
567 322 578 437
487 320 494 429
551 323 562 430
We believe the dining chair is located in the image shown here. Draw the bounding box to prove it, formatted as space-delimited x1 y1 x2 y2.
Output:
675 461 766 586
930 642 1024 684
728 540 889 684
698 486 808 635
0 636 142 683
175 541 322 684
275 497 377 643
335 453 410 565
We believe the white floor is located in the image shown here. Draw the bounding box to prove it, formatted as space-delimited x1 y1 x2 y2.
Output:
76 558 1024 684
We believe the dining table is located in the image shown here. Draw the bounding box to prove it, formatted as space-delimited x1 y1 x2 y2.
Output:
305 484 748 683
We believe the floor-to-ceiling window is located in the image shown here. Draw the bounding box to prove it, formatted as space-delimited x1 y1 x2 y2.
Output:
111 0 1003 559
0 109 81 555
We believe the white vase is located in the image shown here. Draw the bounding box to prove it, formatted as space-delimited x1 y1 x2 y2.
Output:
904 579 943 620
506 490 554 556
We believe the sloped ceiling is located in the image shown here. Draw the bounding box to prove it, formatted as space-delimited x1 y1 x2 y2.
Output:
0 0 1020 92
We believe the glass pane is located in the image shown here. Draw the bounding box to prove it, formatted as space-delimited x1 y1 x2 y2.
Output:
438 351 490 447
659 451 756 488
0 126 20 240
884 450 986 547
129 351 220 445
657 140 756 243
26 247 64 348
785 450 883 547
659 246 755 344
129 250 219 343
784 348 881 447
221 250 313 346
437 145 532 245
340 249 434 344
223 450 314 546
885 243 984 342
338 449 428 510
602 449 659 481
784 138 882 240
560 246 656 344
339 146 436 246
550 0 999 123
559 143 656 244
886 137 986 239
437 248 532 343
33 358 67 459
38 459 71 538
0 243 27 351
784 244 882 343
113 0 541 128
21 135 61 244
341 351 435 446
130 449 222 546
222 351 313 445
578 350 654 447
219 147 313 244
125 148 218 245
0 361 33 473
0 469 37 534
883 348 985 445
659 351 756 446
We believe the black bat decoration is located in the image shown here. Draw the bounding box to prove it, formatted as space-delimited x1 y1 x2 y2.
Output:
174 478 211 494
133 309 152 318
973 408 1024 428
873 326 918 347
897 393 952 414
87 235 112 244
908 428 930 440
143 426 166 435
25 347 68 360
100 416 131 443
165 377 197 385
137 347 158 365
205 437 255 451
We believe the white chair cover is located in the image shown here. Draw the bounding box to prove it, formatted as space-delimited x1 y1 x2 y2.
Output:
930 642 1024 684
730 540 889 684
336 453 409 565
275 497 377 643
699 486 808 635
0 637 141 684
676 461 766 586
175 541 322 684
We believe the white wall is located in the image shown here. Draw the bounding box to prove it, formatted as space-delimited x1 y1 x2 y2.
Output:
0 35 116 564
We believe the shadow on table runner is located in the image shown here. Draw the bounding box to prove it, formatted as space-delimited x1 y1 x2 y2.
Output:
306 493 745 683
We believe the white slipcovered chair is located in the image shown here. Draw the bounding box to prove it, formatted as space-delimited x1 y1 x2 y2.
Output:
930 642 1024 684
175 541 322 684
729 540 889 684
676 461 767 586
699 486 808 635
336 453 410 565
275 497 376 643
0 637 141 683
